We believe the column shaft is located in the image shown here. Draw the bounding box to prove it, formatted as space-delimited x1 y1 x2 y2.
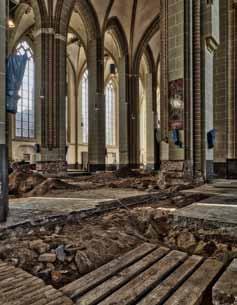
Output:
0 0 8 221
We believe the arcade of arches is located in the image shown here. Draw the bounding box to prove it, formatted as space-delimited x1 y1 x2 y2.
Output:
1 0 237 180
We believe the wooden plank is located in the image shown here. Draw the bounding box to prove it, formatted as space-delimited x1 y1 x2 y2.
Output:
137 255 203 305
62 243 157 298
163 259 224 305
97 250 188 305
76 247 170 305
213 259 237 305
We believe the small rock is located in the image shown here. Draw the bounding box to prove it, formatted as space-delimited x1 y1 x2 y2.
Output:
55 245 66 262
194 241 207 255
32 263 44 274
46 263 55 271
176 231 197 251
39 253 56 263
51 271 63 283
75 251 93 274
38 268 51 279
29 240 50 254
144 224 158 239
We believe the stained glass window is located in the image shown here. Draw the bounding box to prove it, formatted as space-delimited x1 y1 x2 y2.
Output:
15 41 34 139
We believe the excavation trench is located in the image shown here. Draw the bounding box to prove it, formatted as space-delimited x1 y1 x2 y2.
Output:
0 191 236 295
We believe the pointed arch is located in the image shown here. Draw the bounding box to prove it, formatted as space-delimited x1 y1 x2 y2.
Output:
133 15 160 74
55 0 101 39
105 17 129 57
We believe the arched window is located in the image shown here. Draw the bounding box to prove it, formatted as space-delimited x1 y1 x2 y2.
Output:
15 41 34 139
105 80 116 146
81 69 88 144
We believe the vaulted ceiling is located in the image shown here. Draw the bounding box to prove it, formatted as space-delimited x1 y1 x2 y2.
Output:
9 0 160 67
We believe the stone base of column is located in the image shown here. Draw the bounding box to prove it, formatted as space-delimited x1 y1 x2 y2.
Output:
227 159 237 179
0 144 8 222
36 161 67 177
88 164 106 173
144 164 155 171
214 162 227 178
160 160 184 172
205 160 215 181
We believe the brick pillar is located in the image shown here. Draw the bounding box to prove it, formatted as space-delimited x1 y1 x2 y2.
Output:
227 1 237 178
128 74 140 168
213 0 228 177
87 39 106 172
184 0 194 178
118 56 129 167
193 0 202 176
34 29 67 174
0 0 8 221
145 73 155 170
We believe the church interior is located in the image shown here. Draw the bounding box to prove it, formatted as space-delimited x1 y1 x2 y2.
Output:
0 0 237 304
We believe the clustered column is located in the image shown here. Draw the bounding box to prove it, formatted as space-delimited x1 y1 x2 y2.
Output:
0 0 8 221
34 29 67 173
87 38 106 172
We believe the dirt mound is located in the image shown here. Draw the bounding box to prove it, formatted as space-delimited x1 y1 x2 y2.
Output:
9 170 46 195
27 178 77 197
9 170 77 197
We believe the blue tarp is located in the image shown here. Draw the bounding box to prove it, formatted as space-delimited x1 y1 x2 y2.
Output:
172 128 182 148
6 53 28 113
207 129 217 149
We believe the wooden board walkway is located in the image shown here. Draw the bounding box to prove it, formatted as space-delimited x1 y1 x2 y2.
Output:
0 261 74 305
61 243 224 305
0 243 233 305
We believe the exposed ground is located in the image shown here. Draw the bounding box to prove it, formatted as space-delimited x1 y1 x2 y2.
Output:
0 190 236 290
2 168 237 301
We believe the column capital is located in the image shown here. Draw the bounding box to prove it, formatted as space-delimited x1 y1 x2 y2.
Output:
33 28 67 41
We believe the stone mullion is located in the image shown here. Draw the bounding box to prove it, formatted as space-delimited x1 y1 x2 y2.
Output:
193 0 202 175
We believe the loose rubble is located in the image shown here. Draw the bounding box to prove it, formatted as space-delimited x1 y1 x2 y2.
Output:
0 199 236 288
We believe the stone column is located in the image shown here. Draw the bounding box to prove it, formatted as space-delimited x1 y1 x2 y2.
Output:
201 0 220 179
145 73 155 170
118 56 129 167
34 29 67 174
128 74 140 168
87 39 106 172
0 0 8 221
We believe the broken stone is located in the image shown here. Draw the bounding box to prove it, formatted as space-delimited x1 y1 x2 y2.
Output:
39 253 56 263
55 245 66 262
144 224 158 240
29 240 50 254
75 251 93 274
176 231 197 251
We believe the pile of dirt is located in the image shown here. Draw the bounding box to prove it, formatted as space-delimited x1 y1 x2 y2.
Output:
9 170 78 197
